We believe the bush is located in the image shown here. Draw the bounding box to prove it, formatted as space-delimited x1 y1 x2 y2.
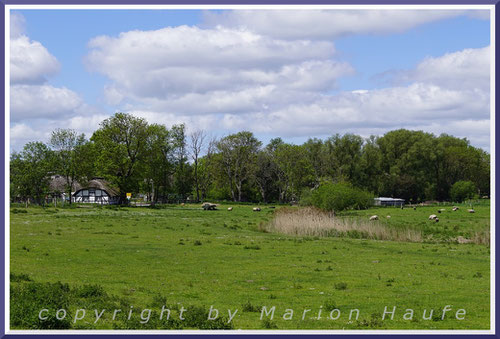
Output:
74 284 107 298
11 208 28 214
450 181 477 202
299 187 314 206
10 281 72 329
309 182 373 213
242 300 262 312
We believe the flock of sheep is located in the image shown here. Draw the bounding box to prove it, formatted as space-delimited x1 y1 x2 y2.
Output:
369 206 475 223
202 202 476 224
202 202 268 212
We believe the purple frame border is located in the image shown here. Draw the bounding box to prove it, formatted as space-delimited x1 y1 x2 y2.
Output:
0 0 498 337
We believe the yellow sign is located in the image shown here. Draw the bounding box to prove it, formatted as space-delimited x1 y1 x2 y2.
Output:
126 193 132 200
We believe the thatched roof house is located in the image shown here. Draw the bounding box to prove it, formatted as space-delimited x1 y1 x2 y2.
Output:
49 175 82 193
73 178 120 204
48 175 119 204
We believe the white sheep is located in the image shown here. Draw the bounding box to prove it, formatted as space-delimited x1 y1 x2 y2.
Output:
227 207 233 211
386 215 391 219
369 215 378 221
468 209 475 213
452 207 459 211
253 207 261 212
429 214 438 220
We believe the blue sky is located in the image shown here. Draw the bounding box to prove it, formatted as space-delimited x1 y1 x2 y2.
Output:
9 8 491 151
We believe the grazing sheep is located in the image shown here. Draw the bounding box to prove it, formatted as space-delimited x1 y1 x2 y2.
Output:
269 206 276 209
439 208 446 212
369 215 378 221
435 217 439 223
452 207 459 211
429 214 438 220
227 207 233 211
253 207 261 212
386 215 391 219
413 207 417 211
437 210 441 213
202 203 217 210
180 203 185 206
468 209 475 213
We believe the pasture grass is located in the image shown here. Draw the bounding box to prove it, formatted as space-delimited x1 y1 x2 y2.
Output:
10 202 490 330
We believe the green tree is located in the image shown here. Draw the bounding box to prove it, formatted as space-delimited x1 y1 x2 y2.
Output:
324 134 363 184
91 113 149 203
254 150 278 203
49 128 87 204
216 131 262 202
171 124 192 200
10 142 54 205
273 143 314 202
142 123 172 203
450 180 477 202
310 181 373 213
189 130 207 202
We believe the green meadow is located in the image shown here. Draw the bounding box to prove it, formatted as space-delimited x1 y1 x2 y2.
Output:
10 202 490 330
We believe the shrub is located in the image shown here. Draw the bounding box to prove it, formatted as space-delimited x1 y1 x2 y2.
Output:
10 272 32 282
450 180 477 202
243 244 261 250
334 282 348 290
324 299 338 312
309 182 373 213
261 318 278 329
182 306 233 329
74 284 107 298
242 300 262 312
10 281 72 329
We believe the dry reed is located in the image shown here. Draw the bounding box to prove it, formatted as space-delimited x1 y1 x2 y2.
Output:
266 207 423 242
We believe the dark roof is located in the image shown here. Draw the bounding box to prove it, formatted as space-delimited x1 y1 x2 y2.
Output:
49 175 119 196
80 178 119 196
49 175 82 193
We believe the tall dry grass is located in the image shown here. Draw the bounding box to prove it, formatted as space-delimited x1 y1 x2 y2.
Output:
265 207 423 242
470 230 490 246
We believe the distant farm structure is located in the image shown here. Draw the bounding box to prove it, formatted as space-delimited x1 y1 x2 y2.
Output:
48 175 120 205
374 197 405 207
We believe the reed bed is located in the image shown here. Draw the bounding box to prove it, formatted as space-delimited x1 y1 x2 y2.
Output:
265 207 423 242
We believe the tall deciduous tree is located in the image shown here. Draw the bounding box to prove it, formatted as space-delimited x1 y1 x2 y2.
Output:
273 143 314 202
10 142 54 205
49 128 86 204
216 131 262 202
189 130 207 202
91 113 149 202
171 124 192 200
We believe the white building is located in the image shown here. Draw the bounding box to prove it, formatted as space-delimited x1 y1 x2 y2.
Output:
374 197 405 207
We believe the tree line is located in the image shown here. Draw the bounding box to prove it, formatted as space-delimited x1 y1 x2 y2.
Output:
10 113 490 205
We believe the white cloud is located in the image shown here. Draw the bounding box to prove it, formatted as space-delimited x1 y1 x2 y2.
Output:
9 13 102 152
10 35 60 84
202 9 489 40
10 84 83 121
10 123 50 151
389 46 490 91
84 15 489 150
10 12 26 39
86 25 347 109
9 113 110 152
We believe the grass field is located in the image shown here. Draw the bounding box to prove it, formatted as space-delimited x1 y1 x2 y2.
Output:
10 202 491 330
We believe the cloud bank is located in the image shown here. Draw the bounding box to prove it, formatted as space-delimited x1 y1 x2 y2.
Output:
10 9 491 152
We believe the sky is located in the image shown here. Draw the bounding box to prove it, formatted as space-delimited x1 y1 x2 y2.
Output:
9 8 491 152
